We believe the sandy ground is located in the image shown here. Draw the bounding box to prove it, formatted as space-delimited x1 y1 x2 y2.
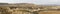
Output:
39 11 60 14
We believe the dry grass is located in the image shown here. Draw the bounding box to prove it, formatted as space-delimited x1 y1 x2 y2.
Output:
39 11 60 14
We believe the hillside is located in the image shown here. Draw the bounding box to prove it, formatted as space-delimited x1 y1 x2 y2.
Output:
0 3 60 14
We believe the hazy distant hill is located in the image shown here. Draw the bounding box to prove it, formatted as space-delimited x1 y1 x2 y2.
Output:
0 3 60 7
0 3 37 7
0 3 8 5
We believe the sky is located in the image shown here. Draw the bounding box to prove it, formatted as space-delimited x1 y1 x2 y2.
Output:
0 0 59 4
